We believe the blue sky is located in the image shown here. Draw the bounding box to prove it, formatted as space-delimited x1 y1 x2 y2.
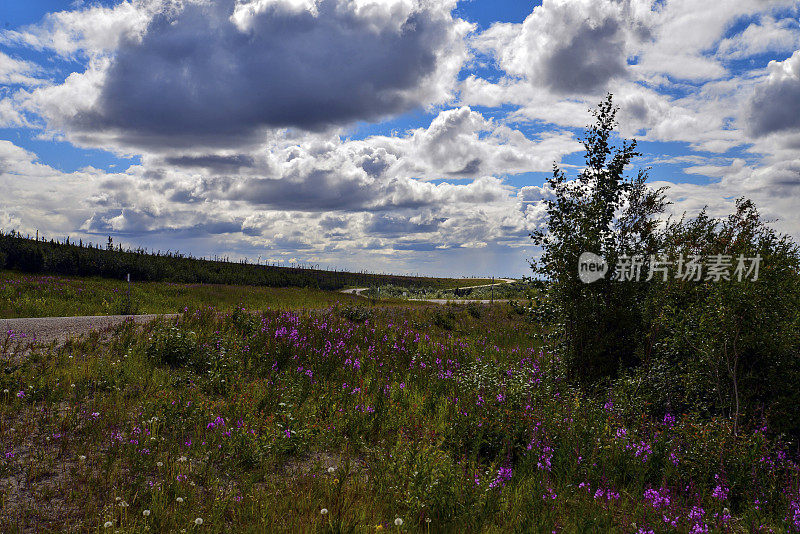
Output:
1 0 799 277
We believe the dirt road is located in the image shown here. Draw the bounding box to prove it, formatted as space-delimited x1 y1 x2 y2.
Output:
0 314 177 346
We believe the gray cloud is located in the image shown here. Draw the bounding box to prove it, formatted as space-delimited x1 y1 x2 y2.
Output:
56 0 465 150
541 17 627 94
746 51 800 137
164 154 255 171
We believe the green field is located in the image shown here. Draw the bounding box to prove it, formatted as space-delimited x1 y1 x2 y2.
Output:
0 271 367 318
1 304 798 532
0 271 491 318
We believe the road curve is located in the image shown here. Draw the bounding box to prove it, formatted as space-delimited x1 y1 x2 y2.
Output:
340 278 516 303
0 314 178 346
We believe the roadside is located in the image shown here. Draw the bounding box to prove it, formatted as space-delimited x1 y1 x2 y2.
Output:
0 314 178 346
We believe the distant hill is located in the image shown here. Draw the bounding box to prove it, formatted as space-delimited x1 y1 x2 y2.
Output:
0 231 487 291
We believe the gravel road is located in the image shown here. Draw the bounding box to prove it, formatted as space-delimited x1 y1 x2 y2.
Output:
0 314 178 346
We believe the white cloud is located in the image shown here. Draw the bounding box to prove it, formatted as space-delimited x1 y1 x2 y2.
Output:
14 0 473 152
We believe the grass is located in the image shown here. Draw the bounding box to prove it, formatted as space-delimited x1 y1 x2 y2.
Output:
362 281 538 301
1 303 798 532
0 271 496 318
0 271 370 318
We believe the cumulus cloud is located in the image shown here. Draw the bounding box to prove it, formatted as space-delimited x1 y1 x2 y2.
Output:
745 50 800 137
20 0 471 151
473 0 646 95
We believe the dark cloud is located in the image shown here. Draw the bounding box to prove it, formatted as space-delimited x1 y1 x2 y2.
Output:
67 0 461 149
452 158 482 176
228 170 376 211
366 214 442 236
541 17 627 94
746 54 800 137
164 154 255 171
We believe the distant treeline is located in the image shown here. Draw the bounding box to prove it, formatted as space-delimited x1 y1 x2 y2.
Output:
0 231 471 290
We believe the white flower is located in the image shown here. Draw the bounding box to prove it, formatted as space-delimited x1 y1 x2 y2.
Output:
115 497 121 502
320 508 328 515
119 501 129 508
176 497 184 503
104 521 113 528
194 517 203 525
3 389 8 394
179 456 187 462
394 518 403 526
143 509 151 517
78 455 86 461
327 467 335 474
157 462 164 467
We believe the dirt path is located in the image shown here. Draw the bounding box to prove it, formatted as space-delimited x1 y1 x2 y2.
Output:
0 314 178 346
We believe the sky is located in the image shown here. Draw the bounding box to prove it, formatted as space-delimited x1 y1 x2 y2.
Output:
1 0 799 278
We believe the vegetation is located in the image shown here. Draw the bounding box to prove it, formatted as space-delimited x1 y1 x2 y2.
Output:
0 270 368 318
2 305 799 532
532 95 800 440
2 95 799 533
361 280 541 301
0 232 490 291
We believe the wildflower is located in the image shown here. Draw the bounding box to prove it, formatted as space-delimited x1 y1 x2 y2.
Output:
194 517 203 525
104 521 113 528
712 474 729 501
157 462 164 467
2 389 8 394
179 456 187 462
78 455 86 462
327 467 335 474
16 390 24 399
143 510 151 517
321 508 328 515
176 497 184 503
394 518 403 526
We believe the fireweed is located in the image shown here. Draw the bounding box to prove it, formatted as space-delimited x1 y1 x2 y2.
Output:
1 305 799 532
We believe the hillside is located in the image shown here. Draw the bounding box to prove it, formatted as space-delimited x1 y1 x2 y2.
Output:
0 232 490 291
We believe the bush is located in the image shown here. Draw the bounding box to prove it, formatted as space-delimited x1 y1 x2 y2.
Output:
533 95 800 440
618 200 800 437
146 326 197 368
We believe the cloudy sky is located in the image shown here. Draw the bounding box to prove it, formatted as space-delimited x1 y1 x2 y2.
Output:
1 0 799 277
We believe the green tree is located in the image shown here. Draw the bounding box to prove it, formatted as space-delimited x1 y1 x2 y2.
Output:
531 94 667 386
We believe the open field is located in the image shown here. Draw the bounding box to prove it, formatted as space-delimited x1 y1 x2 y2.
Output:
1 304 798 533
0 270 418 318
